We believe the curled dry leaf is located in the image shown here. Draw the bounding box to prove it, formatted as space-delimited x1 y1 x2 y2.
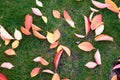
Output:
32 8 42 16
50 41 59 49
105 0 119 13
54 49 63 69
89 12 95 22
36 0 43 7
21 27 31 35
64 10 75 28
0 73 8 80
78 42 95 51
0 25 14 40
95 24 104 36
91 0 109 9
52 10 61 19
14 29 22 40
94 50 101 65
91 14 102 30
4 49 16 55
4 39 11 46
12 40 19 49
30 67 40 77
85 61 97 69
113 64 120 70
74 33 85 38
83 15 90 36
42 16 47 23
39 57 49 66
42 69 54 74
95 34 113 42
53 29 61 41
90 7 99 12
61 45 71 56
32 24 42 31
52 73 60 80
1 62 14 69
24 14 33 31
111 75 117 80
33 30 46 40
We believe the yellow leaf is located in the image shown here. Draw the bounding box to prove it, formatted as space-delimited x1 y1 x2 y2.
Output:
111 75 117 80
4 39 11 46
46 31 55 43
53 29 61 42
52 73 60 80
12 40 19 49
57 45 63 53
61 45 71 56
42 16 47 23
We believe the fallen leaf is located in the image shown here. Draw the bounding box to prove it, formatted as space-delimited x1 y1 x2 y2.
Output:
0 73 8 80
42 16 47 23
89 12 95 22
91 14 102 30
52 73 60 80
46 31 54 43
4 39 11 46
85 61 97 68
36 0 43 7
62 78 70 80
14 29 22 40
24 14 32 31
12 40 19 49
113 64 120 70
61 45 71 56
74 33 85 38
78 42 95 51
42 69 54 74
105 0 119 13
94 50 102 65
118 12 120 19
4 49 16 55
50 41 59 49
0 25 14 40
52 10 61 19
111 75 117 80
83 15 90 36
91 0 109 9
33 57 41 62
30 67 40 77
32 24 42 31
53 29 61 41
54 49 63 69
1 62 14 69
33 30 46 39
95 24 104 36
57 45 63 53
95 34 113 41
90 7 99 12
39 57 49 66
21 26 31 35
32 8 42 16
64 10 75 28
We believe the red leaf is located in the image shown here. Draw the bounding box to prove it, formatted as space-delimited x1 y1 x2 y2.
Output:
30 67 40 77
24 14 33 31
21 27 31 35
0 73 8 80
54 49 63 69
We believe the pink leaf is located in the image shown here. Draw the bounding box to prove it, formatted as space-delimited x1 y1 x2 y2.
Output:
24 14 33 31
30 67 40 77
32 8 42 16
95 24 104 36
91 0 109 9
42 69 54 74
83 15 90 36
33 57 41 62
113 64 120 70
39 57 49 66
90 7 99 12
94 50 102 65
36 0 43 7
1 62 14 69
85 61 97 69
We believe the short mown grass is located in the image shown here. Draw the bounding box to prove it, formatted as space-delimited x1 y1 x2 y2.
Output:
0 0 120 80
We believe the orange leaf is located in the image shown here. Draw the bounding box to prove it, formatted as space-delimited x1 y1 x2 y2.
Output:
78 42 95 51
39 57 49 66
54 49 63 69
4 49 16 55
61 45 71 56
91 14 102 30
105 0 119 13
52 73 60 80
83 15 90 36
12 40 19 49
4 39 11 46
52 10 61 19
91 0 109 9
64 10 75 28
33 30 46 39
111 75 117 80
85 61 97 69
24 14 32 31
42 69 54 74
94 50 102 65
32 24 42 31
53 29 61 41
0 73 8 80
95 34 113 42
50 41 59 49
30 67 40 77
21 27 31 35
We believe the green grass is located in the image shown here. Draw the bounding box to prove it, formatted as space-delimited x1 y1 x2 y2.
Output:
0 0 120 80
